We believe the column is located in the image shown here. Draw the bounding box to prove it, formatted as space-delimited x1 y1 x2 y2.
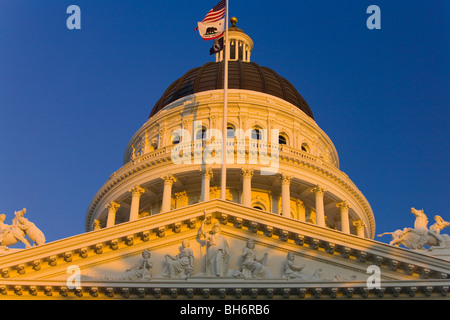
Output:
353 220 366 238
297 200 305 222
311 186 326 227
161 174 176 212
271 192 280 214
129 185 145 221
280 174 292 218
336 201 350 234
200 168 214 202
241 168 254 207
105 201 120 228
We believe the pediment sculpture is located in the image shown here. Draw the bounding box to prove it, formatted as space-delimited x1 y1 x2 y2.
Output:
378 207 450 250
200 220 230 277
282 252 322 281
117 217 365 282
0 208 45 249
157 239 194 279
240 239 273 279
122 249 153 281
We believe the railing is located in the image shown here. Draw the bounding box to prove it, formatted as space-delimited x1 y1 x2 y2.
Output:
117 139 343 181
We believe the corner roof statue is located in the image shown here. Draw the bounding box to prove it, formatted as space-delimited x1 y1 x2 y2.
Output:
378 207 450 250
0 208 45 249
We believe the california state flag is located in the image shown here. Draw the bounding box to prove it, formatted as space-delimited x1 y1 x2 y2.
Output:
197 19 225 40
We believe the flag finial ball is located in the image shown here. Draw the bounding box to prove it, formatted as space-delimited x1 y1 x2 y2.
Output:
230 17 238 27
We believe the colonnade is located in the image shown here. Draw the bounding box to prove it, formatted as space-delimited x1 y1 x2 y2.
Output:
102 168 366 237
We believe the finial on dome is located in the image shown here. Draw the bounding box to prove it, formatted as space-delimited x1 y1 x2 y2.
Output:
230 17 238 27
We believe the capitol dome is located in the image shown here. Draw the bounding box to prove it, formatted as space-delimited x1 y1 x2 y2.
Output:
85 18 375 240
150 60 314 120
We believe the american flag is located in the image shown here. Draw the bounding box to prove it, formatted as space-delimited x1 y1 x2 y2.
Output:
194 0 226 30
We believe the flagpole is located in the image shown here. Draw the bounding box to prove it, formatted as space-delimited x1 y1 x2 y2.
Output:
220 0 229 201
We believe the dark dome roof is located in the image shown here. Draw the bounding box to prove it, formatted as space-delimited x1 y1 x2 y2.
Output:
149 60 314 119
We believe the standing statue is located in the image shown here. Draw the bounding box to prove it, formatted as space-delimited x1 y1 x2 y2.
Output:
240 239 273 279
200 220 230 277
378 207 450 250
92 219 102 230
158 239 194 278
0 209 45 249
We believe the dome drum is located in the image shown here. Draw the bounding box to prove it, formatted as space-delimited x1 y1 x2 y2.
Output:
86 91 374 238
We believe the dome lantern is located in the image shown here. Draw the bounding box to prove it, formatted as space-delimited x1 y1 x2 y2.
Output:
216 17 254 63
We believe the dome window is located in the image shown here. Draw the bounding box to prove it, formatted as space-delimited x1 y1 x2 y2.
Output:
227 124 235 138
171 132 181 145
230 40 236 60
279 135 287 145
196 126 207 141
251 128 262 140
301 143 310 153
196 126 207 147
238 41 244 60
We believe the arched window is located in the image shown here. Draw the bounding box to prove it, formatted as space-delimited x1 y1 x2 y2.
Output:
230 40 236 60
301 143 310 153
251 128 262 140
196 126 207 141
150 139 158 151
238 41 244 60
227 124 235 138
278 135 287 145
171 131 181 144
253 206 263 210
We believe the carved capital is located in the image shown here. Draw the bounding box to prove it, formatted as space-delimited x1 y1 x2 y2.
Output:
129 185 145 198
105 201 120 213
353 220 365 228
241 167 254 178
175 191 187 200
279 173 292 185
336 201 350 210
311 185 326 196
161 174 177 185
200 167 214 179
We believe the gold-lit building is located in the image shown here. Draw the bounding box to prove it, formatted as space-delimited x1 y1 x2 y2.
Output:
0 19 449 300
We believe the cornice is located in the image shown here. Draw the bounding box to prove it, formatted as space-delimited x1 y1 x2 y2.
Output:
0 278 448 299
3 201 449 285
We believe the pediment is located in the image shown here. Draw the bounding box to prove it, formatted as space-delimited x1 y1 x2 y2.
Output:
1 200 449 299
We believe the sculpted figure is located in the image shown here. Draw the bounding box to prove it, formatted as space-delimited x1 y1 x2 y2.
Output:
428 216 450 248
123 250 153 281
283 252 322 281
0 209 45 248
378 208 450 249
159 240 194 278
92 219 102 230
0 214 12 247
200 220 230 277
241 239 273 279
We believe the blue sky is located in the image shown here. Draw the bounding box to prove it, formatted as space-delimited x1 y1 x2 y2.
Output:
0 0 448 246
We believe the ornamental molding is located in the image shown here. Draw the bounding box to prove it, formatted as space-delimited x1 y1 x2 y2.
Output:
0 201 449 299
4 201 450 283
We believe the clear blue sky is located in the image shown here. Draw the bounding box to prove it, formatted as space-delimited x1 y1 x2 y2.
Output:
0 0 448 246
